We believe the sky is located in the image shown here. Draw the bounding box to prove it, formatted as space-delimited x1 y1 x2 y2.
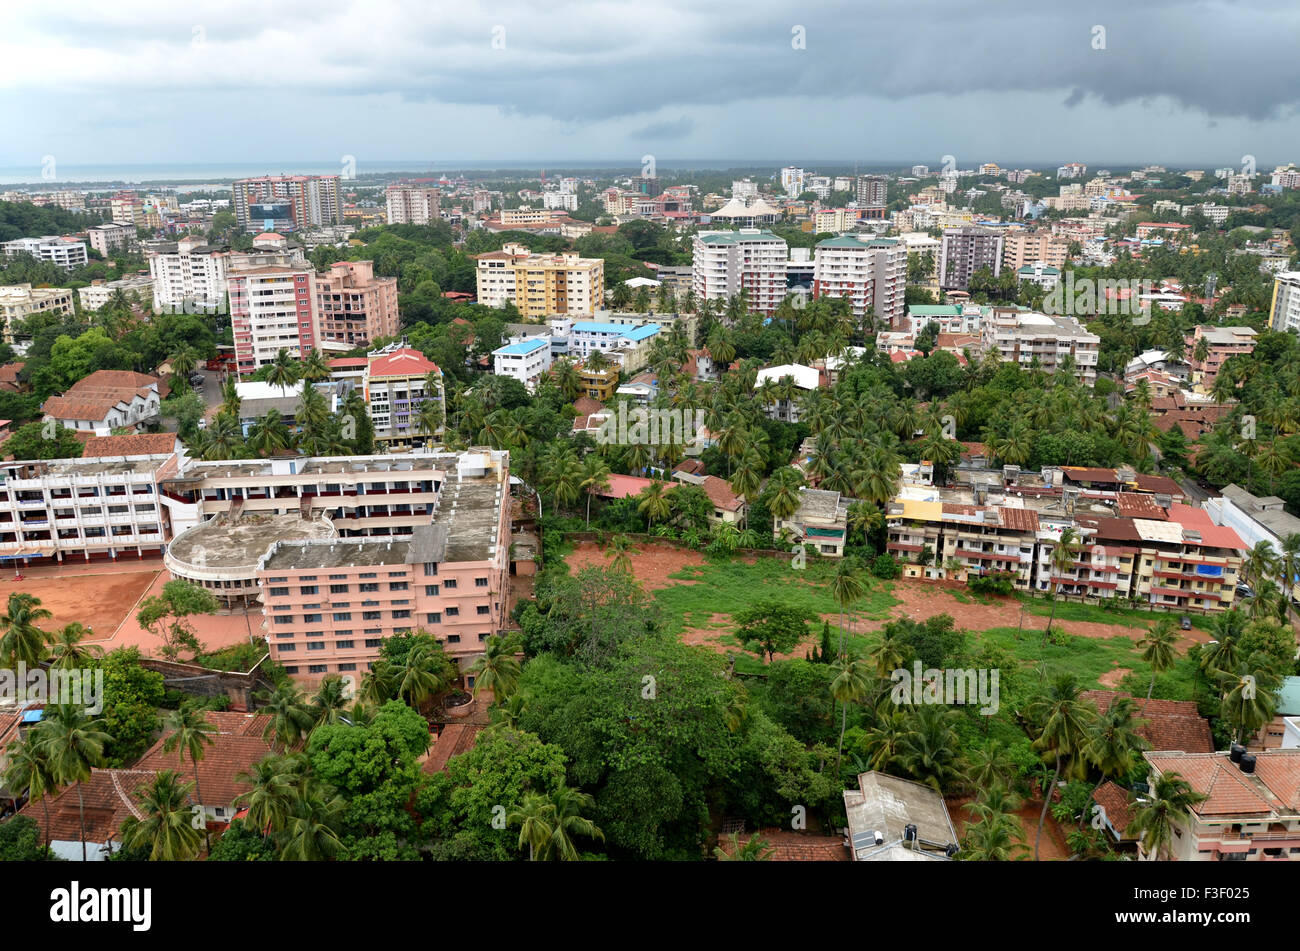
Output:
2 0 1298 177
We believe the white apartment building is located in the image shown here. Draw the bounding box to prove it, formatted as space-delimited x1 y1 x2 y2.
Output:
385 185 441 225
492 336 553 392
692 229 790 315
86 222 138 256
148 235 230 313
812 235 907 325
542 191 578 212
227 234 319 375
2 236 88 270
77 275 155 312
1269 271 1300 333
780 167 806 197
981 310 1100 385
0 284 74 337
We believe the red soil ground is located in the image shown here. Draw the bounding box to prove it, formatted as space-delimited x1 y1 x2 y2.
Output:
948 796 1072 861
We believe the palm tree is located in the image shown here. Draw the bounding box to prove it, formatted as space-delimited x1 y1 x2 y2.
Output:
867 630 907 679
578 456 611 528
961 803 1028 861
896 705 965 793
47 622 102 669
508 785 604 861
1129 771 1205 860
280 779 346 861
1081 695 1148 828
1138 618 1178 699
414 398 445 447
1043 527 1082 642
235 754 300 843
36 703 112 861
830 653 872 777
766 468 805 531
119 770 204 861
309 676 350 727
1027 674 1096 861
467 633 522 702
300 349 331 383
0 592 52 668
636 480 672 531
1219 665 1279 744
830 560 866 657
1276 533 1300 605
161 705 216 852
1244 540 1280 588
198 413 245 460
259 683 314 753
394 641 455 709
266 349 302 389
608 535 638 574
547 452 584 515
2 737 56 851
169 345 198 381
246 408 292 456
714 832 775 860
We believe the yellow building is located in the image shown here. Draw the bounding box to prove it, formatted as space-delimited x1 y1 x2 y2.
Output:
475 242 604 317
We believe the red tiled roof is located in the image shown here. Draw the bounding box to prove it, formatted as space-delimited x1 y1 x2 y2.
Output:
572 396 605 416
997 506 1040 532
422 723 482 774
1060 466 1119 484
1145 752 1300 818
328 357 369 369
599 473 656 499
42 370 165 423
673 458 706 475
730 828 850 861
1116 493 1168 519
367 347 439 377
697 475 744 512
20 769 155 847
81 432 178 458
1132 474 1183 497
1083 690 1213 753
1092 781 1135 838
0 362 25 385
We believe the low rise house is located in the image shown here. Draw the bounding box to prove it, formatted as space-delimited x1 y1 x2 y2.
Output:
843 771 959 861
41 370 167 433
778 486 849 557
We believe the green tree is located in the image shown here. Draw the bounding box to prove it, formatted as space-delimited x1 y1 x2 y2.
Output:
135 580 219 660
36 703 112 861
0 592 52 668
161 705 216 853
1129 771 1206 860
119 770 204 861
734 600 814 663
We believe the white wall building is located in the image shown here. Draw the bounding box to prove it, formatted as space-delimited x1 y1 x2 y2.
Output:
812 235 907 325
492 336 554 392
148 235 230 313
2 236 88 270
692 229 789 316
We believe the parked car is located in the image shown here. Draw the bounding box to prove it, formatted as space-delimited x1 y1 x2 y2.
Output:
1180 616 1192 630
1235 583 1254 599
189 372 205 386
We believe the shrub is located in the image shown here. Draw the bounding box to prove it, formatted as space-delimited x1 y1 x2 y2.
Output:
870 553 899 579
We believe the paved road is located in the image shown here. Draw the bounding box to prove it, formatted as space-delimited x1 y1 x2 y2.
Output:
1177 476 1211 505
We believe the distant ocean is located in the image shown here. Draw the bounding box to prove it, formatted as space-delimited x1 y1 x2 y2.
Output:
0 158 868 187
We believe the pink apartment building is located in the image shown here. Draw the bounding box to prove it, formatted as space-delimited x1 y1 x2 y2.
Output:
315 259 400 349
1186 325 1257 391
254 454 511 684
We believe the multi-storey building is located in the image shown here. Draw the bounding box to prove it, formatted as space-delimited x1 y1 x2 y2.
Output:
812 235 907 326
231 175 343 233
76 274 154 312
385 184 441 225
363 344 444 450
493 336 553 392
1139 749 1300 861
1185 325 1257 390
1269 271 1300 333
692 229 789 315
937 226 1003 290
856 175 888 206
86 222 138 256
777 487 849 557
981 309 1100 385
110 193 145 227
41 369 166 433
1002 230 1071 271
254 453 510 682
147 235 230 314
1206 484 1300 605
228 234 319 374
0 284 74 338
474 242 604 316
2 236 88 270
780 167 806 197
1057 163 1087 179
0 451 177 565
314 259 399 349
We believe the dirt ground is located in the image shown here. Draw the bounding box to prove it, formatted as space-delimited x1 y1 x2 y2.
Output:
948 796 1072 861
0 569 160 641
565 539 712 589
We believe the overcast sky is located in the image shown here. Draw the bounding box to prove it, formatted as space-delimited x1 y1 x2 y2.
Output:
2 0 1298 175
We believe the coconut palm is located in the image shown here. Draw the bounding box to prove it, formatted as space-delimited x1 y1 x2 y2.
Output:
1219 664 1280 744
246 408 292 457
309 676 351 727
169 345 199 381
259 683 315 753
2 737 56 851
235 754 300 843
46 622 102 670
830 653 872 777
119 770 204 861
830 559 866 657
508 785 603 861
1081 695 1148 828
867 630 907 679
467 633 522 702
266 349 302 389
300 349 330 383
607 535 638 574
636 480 672 531
394 641 457 710
578 456 611 528
1043 527 1082 642
765 468 805 530
161 705 216 851
1138 618 1178 699
36 703 111 861
0 592 52 668
1129 771 1205 860
1244 540 1280 588
714 832 775 860
280 778 346 861
1027 674 1096 861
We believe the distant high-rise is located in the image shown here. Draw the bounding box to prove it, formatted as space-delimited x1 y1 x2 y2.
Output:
856 175 888 206
232 175 343 233
386 184 441 225
938 227 1004 290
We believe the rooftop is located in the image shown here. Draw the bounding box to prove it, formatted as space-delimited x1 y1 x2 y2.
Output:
169 513 336 569
843 771 958 860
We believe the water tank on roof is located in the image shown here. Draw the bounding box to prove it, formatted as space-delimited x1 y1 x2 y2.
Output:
1240 753 1257 774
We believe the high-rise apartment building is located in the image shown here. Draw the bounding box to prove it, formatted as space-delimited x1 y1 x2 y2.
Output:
474 242 604 317
232 175 343 233
1 236 88 270
362 343 445 450
812 235 907 326
314 260 399 349
385 184 441 225
147 235 230 314
938 226 1004 290
1269 271 1300 333
1002 231 1071 271
692 229 789 315
227 234 319 374
856 175 888 206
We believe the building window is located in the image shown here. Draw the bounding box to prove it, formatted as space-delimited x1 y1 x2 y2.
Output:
303 613 322 623
300 585 318 595
476 605 490 615
475 577 488 588
333 612 352 622
426 612 441 625
445 607 459 617
336 640 354 649
279 644 296 652
389 582 408 591
329 584 349 594
283 665 299 674
447 634 461 643
359 583 379 592
364 638 382 648
269 587 289 597
338 663 356 672
307 642 325 651
392 610 411 619
273 616 294 625
362 611 382 621
424 585 439 596
308 665 327 674
443 579 457 589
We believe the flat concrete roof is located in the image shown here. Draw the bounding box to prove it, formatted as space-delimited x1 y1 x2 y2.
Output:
169 513 335 568
262 537 414 570
432 477 504 562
